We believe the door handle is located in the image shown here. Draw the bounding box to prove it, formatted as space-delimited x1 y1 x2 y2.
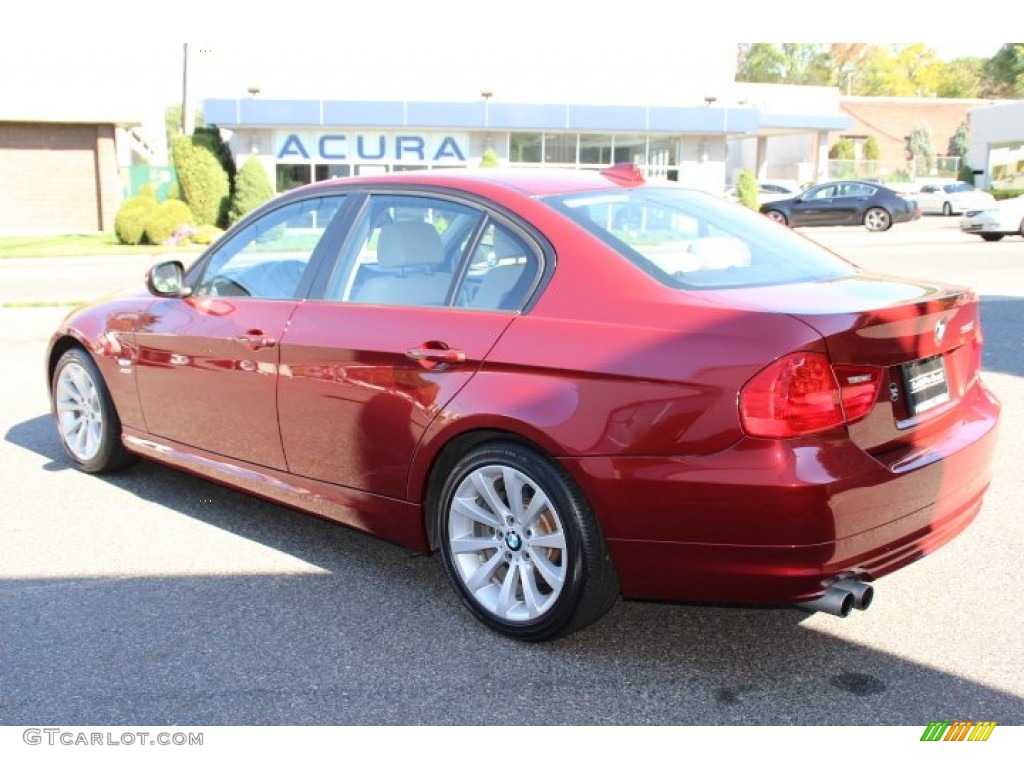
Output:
233 332 277 350
406 343 466 368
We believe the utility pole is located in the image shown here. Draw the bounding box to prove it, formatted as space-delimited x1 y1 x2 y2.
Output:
181 43 195 136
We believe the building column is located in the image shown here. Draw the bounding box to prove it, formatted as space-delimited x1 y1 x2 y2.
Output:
755 136 768 179
814 130 830 183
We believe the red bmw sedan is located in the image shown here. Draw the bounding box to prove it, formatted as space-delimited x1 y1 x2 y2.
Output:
47 165 1000 640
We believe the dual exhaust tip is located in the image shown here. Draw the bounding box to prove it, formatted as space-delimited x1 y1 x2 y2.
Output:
796 578 874 617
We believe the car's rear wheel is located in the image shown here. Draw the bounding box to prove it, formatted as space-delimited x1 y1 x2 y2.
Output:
52 348 136 473
943 202 953 216
864 207 892 232
981 233 1004 242
764 210 788 226
437 442 618 641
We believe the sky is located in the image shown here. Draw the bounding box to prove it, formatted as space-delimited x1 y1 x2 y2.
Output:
1 3 1006 128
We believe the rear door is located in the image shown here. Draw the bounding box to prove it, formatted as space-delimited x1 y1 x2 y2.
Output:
277 191 544 499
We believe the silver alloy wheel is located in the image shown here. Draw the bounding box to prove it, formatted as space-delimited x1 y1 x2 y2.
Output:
447 464 567 623
55 361 104 462
864 208 891 231
765 210 787 225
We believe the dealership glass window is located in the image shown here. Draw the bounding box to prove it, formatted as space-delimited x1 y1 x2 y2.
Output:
277 164 312 192
613 135 647 165
544 133 577 165
510 133 542 163
315 164 351 181
579 135 613 166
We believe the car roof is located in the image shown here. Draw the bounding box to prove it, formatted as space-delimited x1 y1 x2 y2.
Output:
281 166 666 200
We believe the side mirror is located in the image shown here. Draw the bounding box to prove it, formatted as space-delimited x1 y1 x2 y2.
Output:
146 260 191 297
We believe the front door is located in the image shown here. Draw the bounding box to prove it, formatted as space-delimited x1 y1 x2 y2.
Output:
134 194 349 469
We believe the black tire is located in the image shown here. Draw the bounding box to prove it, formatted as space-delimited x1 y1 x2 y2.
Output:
943 202 953 216
51 347 137 473
764 209 788 226
980 233 1004 242
436 441 619 641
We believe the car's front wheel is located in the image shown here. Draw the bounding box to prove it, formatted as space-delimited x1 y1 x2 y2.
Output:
943 202 953 216
52 347 137 473
764 209 788 226
864 207 892 232
437 442 618 641
980 233 1004 242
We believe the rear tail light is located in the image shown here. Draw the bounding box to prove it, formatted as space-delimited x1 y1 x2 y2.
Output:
740 352 882 438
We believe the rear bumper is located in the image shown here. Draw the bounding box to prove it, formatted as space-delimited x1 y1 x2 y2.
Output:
562 382 1000 604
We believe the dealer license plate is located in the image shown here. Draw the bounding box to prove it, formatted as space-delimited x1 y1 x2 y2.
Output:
901 355 950 415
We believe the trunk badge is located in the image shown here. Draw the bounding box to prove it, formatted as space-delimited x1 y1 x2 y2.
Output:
935 318 948 344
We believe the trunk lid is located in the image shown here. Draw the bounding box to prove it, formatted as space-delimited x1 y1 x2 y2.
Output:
718 273 983 454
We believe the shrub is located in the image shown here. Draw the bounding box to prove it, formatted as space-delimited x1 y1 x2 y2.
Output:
735 169 759 210
114 196 159 245
863 135 881 162
479 148 500 168
144 199 196 246
192 224 224 245
171 135 230 228
138 183 157 199
228 156 274 225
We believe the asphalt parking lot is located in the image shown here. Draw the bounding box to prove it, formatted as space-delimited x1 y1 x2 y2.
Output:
1 215 1022 727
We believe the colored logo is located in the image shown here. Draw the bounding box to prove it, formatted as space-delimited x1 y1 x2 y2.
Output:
920 721 996 742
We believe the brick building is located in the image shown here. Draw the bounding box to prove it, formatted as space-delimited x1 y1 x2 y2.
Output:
0 118 139 234
832 96 999 179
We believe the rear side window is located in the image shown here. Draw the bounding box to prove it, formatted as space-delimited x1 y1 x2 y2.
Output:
544 187 856 289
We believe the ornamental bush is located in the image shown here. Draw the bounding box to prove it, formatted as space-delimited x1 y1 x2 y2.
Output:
228 156 274 225
114 196 159 245
144 199 196 245
171 135 230 228
735 169 759 210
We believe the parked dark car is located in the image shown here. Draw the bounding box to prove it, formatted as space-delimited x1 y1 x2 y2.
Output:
760 180 920 231
48 165 998 641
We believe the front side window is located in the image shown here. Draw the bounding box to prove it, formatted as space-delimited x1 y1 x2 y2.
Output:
544 187 856 290
194 196 345 299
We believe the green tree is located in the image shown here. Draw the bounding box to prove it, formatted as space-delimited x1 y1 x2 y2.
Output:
228 156 274 225
908 122 935 177
983 43 1024 97
736 44 830 85
735 169 759 210
937 57 985 98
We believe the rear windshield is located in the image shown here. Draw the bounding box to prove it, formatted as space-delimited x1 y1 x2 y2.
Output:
543 187 856 289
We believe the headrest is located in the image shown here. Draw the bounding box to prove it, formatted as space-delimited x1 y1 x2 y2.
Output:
377 221 444 268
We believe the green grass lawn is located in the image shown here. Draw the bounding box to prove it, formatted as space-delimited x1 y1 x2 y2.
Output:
0 234 204 259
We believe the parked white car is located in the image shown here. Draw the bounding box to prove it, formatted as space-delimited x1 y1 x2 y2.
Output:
960 196 1024 241
724 179 802 206
917 182 995 216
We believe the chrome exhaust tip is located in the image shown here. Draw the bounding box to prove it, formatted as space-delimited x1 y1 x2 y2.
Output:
838 578 874 611
796 585 855 617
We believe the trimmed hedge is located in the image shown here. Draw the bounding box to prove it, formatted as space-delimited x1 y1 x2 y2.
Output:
228 156 274 225
736 169 759 210
171 135 230 227
991 189 1024 200
144 200 196 245
114 196 159 245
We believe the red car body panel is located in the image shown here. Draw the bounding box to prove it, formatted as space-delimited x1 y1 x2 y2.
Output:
46 169 1001 609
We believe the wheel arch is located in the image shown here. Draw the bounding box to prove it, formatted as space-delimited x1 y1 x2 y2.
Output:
46 334 90 394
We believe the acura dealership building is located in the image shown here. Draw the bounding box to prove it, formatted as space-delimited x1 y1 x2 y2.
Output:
203 87 853 195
